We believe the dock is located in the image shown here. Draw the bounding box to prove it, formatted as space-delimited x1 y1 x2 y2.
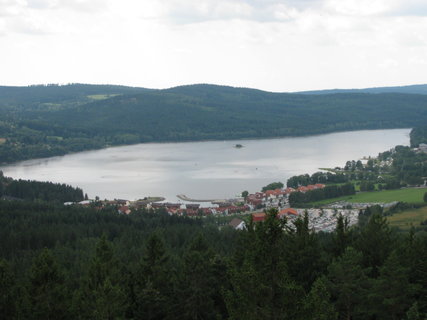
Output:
177 194 228 203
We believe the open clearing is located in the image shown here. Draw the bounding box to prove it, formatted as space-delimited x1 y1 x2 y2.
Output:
311 188 426 206
0 138 6 144
87 94 119 100
387 206 427 230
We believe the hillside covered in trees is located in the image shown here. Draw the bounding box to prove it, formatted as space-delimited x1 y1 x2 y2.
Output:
1 200 427 319
1 83 427 163
410 125 427 147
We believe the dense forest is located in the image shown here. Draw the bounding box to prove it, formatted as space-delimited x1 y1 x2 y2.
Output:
284 142 427 206
2 83 427 163
1 200 427 319
0 171 84 203
410 125 427 147
1 123 427 318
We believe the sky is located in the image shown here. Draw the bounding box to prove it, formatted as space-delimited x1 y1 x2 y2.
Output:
1 0 427 92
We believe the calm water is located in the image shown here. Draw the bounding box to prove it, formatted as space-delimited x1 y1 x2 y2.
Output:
1 129 410 202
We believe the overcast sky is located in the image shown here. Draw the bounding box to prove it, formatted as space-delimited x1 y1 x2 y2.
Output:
1 0 427 92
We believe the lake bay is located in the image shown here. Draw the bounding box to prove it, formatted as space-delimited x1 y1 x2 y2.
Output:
1 129 410 202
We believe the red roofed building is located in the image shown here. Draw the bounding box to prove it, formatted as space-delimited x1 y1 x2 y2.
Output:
118 206 131 215
278 208 298 218
284 187 296 194
252 213 266 222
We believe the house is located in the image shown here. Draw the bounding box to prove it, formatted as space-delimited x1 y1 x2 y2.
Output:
252 213 266 222
118 206 131 214
229 218 246 230
278 208 298 219
284 187 296 194
297 186 309 193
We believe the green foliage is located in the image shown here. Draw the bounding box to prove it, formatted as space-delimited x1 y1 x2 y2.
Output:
0 259 16 318
289 183 355 206
261 182 284 192
27 248 69 320
304 276 337 320
287 172 348 188
410 125 427 147
131 233 172 320
332 213 350 257
0 175 84 202
226 209 305 320
357 212 393 277
3 84 427 163
327 247 370 320
370 252 418 320
406 302 421 320
0 197 427 319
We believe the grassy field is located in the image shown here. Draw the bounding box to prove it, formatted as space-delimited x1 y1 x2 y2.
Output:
87 94 119 100
387 206 427 230
310 188 427 206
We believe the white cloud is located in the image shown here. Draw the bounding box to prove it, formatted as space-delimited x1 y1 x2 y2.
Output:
0 0 427 91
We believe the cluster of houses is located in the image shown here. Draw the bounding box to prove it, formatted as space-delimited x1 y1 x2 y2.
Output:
150 202 251 216
246 184 326 208
66 183 327 218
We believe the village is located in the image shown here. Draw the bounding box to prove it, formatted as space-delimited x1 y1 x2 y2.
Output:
66 183 364 233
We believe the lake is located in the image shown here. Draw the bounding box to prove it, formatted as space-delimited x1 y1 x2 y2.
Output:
0 129 410 202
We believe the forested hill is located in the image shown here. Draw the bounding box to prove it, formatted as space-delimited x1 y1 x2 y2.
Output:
298 83 427 95
1 83 427 163
0 84 150 108
410 125 427 147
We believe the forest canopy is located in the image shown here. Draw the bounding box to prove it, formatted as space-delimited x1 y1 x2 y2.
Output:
1 83 427 163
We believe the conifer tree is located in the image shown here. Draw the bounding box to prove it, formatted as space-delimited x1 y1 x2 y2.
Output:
356 212 392 277
226 209 305 320
27 248 69 320
370 252 418 320
179 233 226 320
0 259 15 318
406 302 420 320
327 247 370 320
304 276 337 320
285 211 323 290
72 235 126 319
132 233 171 320
332 213 349 257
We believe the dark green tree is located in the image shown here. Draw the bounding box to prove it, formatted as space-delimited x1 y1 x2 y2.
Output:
0 259 15 318
304 276 337 320
178 234 221 320
27 248 69 320
369 252 418 320
332 213 350 257
131 233 172 320
356 212 392 277
72 235 126 319
405 302 421 320
225 209 305 320
285 211 323 290
327 247 370 320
